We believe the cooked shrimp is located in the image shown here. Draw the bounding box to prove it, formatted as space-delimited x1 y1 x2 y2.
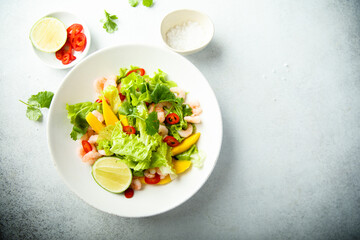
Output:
156 168 167 180
82 150 102 165
178 123 193 138
148 103 155 113
144 169 155 178
154 102 172 123
98 149 107 156
170 87 186 100
187 100 202 116
94 77 107 94
88 135 98 145
80 127 96 141
77 145 86 158
104 75 117 90
184 116 201 124
91 110 104 123
158 124 168 136
131 178 142 191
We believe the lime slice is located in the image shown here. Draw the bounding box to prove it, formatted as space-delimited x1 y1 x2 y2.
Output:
30 17 67 53
92 157 132 193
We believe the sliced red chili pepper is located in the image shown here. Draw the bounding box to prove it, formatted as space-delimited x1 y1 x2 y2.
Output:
145 102 150 107
123 126 136 135
67 24 83 39
163 136 180 147
124 188 134 198
55 49 64 60
61 53 72 65
81 140 92 153
145 174 160 184
95 99 102 103
126 68 145 76
119 93 126 101
71 33 87 51
165 113 180 125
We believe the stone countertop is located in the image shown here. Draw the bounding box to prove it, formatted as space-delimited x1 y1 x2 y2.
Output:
0 0 359 239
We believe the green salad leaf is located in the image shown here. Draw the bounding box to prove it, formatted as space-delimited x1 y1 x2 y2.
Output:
101 10 118 33
129 0 139 7
145 112 159 136
20 91 54 121
66 102 100 140
103 86 121 114
175 145 206 168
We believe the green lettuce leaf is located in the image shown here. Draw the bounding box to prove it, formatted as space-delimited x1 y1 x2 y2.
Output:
175 145 205 168
103 85 121 114
148 69 177 91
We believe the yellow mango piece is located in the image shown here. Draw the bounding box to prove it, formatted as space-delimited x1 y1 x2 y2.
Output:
171 132 201 156
138 177 146 184
102 98 119 126
173 160 192 174
119 114 129 127
85 112 105 133
157 175 172 185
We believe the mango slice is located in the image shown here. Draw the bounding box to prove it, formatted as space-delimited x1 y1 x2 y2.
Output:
85 112 105 133
119 114 129 127
102 98 119 126
173 160 192 174
171 132 201 156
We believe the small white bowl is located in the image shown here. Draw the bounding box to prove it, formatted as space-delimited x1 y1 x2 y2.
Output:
30 11 91 69
160 9 214 55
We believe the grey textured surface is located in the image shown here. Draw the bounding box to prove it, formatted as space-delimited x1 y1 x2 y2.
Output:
1 0 360 239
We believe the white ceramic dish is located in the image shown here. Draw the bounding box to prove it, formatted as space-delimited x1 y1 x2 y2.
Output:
31 11 91 69
47 44 222 217
160 9 214 55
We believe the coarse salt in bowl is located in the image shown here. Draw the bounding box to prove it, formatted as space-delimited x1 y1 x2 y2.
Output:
160 9 214 55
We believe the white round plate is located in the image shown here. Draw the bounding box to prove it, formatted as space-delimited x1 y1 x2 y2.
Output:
31 11 91 69
47 44 222 217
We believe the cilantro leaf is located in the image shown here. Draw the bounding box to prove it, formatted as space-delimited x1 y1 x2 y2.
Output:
20 91 54 121
26 106 42 121
101 10 118 33
28 91 54 108
142 0 153 7
129 0 139 7
183 104 193 117
150 84 176 103
145 111 159 135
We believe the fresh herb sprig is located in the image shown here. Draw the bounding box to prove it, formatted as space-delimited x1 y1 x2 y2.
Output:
101 10 118 33
129 0 153 7
20 91 54 121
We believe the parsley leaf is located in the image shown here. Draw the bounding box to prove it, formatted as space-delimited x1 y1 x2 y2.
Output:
101 10 118 33
129 0 139 7
20 91 54 121
145 111 159 135
142 0 153 7
150 84 176 103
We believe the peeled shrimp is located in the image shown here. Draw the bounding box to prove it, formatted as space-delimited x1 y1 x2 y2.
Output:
88 135 98 145
131 178 142 191
91 110 104 123
178 123 193 138
80 127 96 141
184 116 201 124
170 87 186 100
82 150 102 165
158 124 168 136
104 75 117 90
77 145 86 158
94 75 117 94
144 169 155 178
156 168 168 180
148 102 172 123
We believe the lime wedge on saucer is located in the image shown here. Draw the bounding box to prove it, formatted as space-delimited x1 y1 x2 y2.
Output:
92 157 132 193
30 17 67 53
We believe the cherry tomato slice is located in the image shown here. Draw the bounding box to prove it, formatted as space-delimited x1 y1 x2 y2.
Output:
145 174 161 184
61 53 72 65
165 113 180 125
71 33 87 51
119 93 126 101
82 140 92 153
163 136 180 147
124 188 134 198
123 126 136 135
126 68 145 76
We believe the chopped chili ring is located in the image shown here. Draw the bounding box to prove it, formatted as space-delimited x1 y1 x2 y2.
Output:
124 188 134 198
163 136 180 147
119 93 126 101
81 140 92 153
95 99 102 103
145 174 160 184
61 53 72 65
71 33 87 51
165 113 180 125
126 68 145 76
123 126 136 135
67 24 83 38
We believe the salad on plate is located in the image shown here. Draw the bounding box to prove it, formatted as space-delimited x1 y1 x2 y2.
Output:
66 66 205 198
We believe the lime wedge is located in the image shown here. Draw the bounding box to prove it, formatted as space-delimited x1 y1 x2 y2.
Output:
92 157 132 193
30 17 67 53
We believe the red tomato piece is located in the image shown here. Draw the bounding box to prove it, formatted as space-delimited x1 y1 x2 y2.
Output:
71 33 87 51
82 140 92 153
145 174 160 184
165 113 180 125
126 68 145 76
124 188 134 198
119 93 126 101
123 126 136 135
163 136 180 147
